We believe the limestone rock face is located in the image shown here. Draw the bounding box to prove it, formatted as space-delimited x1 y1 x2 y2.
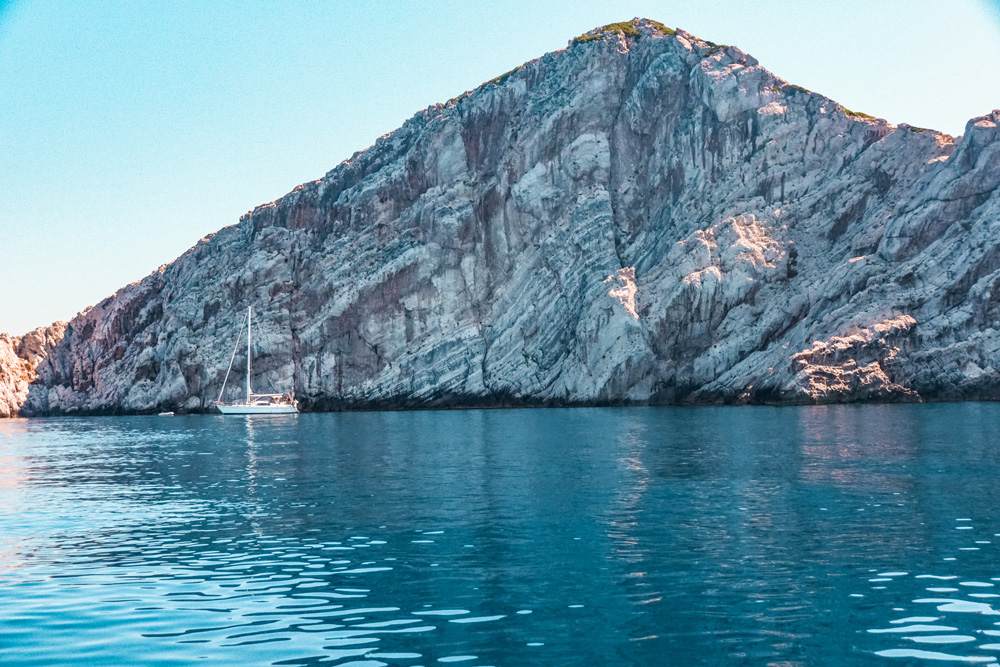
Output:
0 323 65 417
6 19 1000 414
0 336 28 417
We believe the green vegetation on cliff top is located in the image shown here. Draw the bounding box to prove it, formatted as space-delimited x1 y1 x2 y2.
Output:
573 19 675 44
841 106 875 119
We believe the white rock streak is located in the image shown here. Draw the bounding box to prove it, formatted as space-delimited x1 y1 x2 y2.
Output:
605 268 639 319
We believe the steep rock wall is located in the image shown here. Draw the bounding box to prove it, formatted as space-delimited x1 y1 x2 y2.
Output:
0 323 66 416
7 19 1000 415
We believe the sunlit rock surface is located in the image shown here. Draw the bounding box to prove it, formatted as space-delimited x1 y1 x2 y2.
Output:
0 324 65 417
5 19 1000 415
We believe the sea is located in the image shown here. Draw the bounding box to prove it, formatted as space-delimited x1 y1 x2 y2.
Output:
2 404 1000 666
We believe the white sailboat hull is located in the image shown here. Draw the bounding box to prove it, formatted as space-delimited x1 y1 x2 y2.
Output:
216 307 299 416
216 404 298 415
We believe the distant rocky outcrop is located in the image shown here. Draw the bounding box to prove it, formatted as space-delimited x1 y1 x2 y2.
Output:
0 324 66 417
4 18 1000 416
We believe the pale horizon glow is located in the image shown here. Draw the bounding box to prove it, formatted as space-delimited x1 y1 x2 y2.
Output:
1 0 999 335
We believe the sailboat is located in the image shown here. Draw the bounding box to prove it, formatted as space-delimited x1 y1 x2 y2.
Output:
216 306 298 414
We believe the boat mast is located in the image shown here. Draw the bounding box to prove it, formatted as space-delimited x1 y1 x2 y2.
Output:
217 310 248 405
246 306 252 404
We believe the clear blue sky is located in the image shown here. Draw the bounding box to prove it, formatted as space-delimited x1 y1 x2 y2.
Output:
2 0 999 335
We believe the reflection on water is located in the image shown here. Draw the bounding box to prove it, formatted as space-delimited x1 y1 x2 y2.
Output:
860 514 1000 664
2 404 1000 665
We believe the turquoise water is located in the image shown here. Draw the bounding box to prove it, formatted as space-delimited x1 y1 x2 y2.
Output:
2 405 1000 665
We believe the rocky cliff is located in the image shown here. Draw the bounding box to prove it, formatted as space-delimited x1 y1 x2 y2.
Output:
0 324 66 416
4 18 1000 417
